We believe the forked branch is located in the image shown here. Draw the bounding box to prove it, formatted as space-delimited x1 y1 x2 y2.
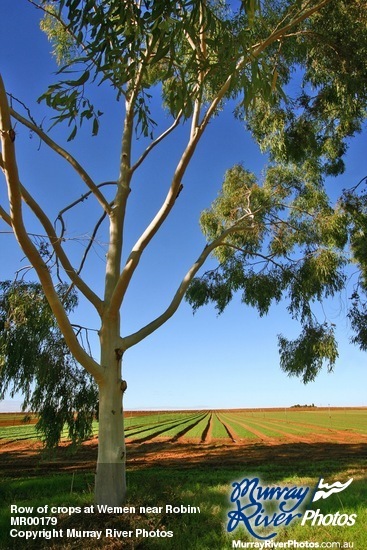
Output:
10 108 112 215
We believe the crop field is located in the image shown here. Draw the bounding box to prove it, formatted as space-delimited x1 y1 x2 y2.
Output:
1 407 366 446
123 407 367 445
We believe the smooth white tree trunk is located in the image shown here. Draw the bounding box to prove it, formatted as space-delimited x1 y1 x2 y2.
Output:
95 328 126 505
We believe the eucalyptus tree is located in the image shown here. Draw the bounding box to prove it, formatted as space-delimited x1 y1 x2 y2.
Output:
1 0 367 505
341 178 367 351
0 281 98 447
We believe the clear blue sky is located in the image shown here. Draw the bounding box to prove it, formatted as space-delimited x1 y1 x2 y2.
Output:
0 1 366 412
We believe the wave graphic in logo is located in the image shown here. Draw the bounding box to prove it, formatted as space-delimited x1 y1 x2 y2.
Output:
312 478 353 502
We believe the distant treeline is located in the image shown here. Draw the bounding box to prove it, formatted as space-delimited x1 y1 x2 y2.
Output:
291 404 316 408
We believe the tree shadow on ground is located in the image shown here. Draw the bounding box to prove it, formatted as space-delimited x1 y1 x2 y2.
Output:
0 439 366 479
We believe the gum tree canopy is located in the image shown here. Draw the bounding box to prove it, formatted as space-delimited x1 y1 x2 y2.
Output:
0 0 367 505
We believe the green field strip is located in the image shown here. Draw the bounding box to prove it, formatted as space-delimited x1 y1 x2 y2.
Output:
219 414 260 440
248 410 367 434
125 420 188 440
170 412 211 441
211 414 234 440
249 417 319 436
201 412 213 442
142 413 207 439
242 417 352 440
125 412 203 435
126 422 190 442
124 413 194 433
226 418 282 437
221 412 287 440
124 423 146 432
245 418 308 438
222 415 289 438
0 425 38 440
124 412 193 430
232 415 338 439
262 417 362 437
182 412 212 440
152 412 208 440
0 423 71 442
223 411 341 437
215 413 240 441
126 413 204 442
290 412 367 433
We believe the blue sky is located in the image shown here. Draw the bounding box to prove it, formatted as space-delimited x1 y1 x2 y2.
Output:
0 0 366 412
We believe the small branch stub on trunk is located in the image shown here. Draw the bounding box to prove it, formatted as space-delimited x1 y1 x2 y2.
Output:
114 348 124 361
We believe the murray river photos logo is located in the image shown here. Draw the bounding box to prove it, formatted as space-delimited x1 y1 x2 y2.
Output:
227 476 356 540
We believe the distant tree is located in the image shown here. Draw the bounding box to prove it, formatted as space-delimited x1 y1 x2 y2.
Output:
0 281 98 447
1 0 367 505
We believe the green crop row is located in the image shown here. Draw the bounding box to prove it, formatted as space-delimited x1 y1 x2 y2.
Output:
234 409 367 432
183 412 212 439
223 414 290 438
211 414 232 439
124 411 192 430
224 409 367 435
219 413 258 439
0 424 38 440
0 423 72 442
222 412 310 437
154 413 205 436
124 412 199 432
126 412 204 441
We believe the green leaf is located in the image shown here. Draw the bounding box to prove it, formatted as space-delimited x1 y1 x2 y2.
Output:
92 117 99 136
67 124 77 141
64 69 90 87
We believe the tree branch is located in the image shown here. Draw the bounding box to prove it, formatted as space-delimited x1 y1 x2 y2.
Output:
10 107 112 215
0 73 104 382
191 0 208 139
121 213 256 349
56 181 116 243
131 112 183 174
78 211 109 275
19 183 103 313
0 204 12 226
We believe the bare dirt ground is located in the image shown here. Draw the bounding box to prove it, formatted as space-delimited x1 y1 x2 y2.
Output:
1 429 366 477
